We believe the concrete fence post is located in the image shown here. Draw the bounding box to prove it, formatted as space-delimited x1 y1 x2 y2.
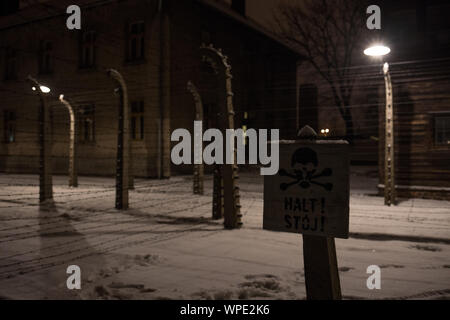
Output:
59 95 78 188
187 81 204 195
27 76 53 203
107 69 130 210
200 44 242 229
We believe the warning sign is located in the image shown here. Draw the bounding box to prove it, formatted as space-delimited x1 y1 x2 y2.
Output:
263 140 350 239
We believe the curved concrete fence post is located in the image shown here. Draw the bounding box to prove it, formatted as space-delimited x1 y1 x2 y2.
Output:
107 69 130 210
187 81 205 195
27 75 53 203
200 44 242 229
59 95 78 188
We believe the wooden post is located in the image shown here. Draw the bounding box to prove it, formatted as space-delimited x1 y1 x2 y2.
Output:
303 236 342 300
28 76 53 203
59 95 78 188
299 126 342 300
383 63 396 206
264 125 348 300
107 69 130 210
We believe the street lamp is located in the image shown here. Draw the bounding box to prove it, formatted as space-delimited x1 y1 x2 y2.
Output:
27 75 53 203
364 45 396 206
32 85 51 93
364 45 391 57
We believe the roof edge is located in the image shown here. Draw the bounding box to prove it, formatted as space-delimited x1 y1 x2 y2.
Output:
196 0 303 58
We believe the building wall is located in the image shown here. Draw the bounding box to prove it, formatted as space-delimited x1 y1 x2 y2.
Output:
378 72 450 199
291 0 450 200
376 0 450 199
168 0 299 173
0 0 299 177
169 0 298 138
0 0 161 177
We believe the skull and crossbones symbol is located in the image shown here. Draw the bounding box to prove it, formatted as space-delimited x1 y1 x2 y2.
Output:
279 148 333 192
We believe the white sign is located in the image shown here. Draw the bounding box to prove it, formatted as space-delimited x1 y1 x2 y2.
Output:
263 140 350 239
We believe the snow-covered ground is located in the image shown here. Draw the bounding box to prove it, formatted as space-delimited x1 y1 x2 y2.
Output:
0 167 449 300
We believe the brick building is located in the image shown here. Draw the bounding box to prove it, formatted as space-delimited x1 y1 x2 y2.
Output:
0 0 301 178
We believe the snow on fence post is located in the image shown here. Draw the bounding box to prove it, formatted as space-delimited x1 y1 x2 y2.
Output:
59 95 78 188
200 44 242 229
187 81 204 195
27 76 53 203
107 69 130 210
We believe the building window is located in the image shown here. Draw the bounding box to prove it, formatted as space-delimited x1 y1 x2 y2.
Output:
4 110 16 143
4 48 17 80
127 21 145 62
435 115 450 146
80 31 96 68
39 40 53 74
131 101 144 140
79 105 95 143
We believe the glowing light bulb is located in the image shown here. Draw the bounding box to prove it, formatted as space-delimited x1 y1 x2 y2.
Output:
40 86 51 93
364 45 391 57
